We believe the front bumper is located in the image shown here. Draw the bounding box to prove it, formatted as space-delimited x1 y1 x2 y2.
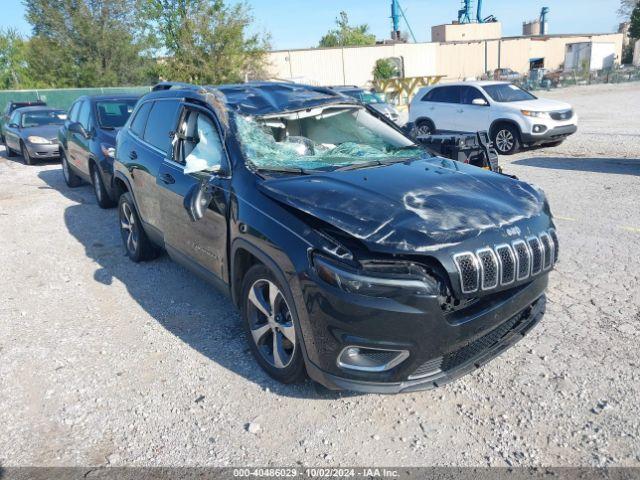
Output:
521 124 578 145
25 142 60 159
300 270 549 393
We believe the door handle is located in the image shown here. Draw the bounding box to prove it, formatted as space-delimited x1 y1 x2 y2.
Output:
457 109 464 113
159 173 175 184
129 150 137 160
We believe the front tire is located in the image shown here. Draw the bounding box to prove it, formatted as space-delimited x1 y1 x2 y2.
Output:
413 119 435 137
492 124 520 155
61 150 82 187
21 142 34 165
91 164 116 209
241 264 305 384
118 192 159 262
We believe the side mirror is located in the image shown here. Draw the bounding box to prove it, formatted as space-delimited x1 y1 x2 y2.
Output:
184 179 214 222
472 98 489 106
69 122 87 137
8 123 19 129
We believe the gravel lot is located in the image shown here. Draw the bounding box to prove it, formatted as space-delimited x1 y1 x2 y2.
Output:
1 82 639 468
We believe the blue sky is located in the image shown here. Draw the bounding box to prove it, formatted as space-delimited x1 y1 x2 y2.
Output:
4 0 624 50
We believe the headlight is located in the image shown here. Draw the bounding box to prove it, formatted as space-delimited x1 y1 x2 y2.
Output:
27 136 50 144
313 254 440 298
101 143 116 158
521 110 550 119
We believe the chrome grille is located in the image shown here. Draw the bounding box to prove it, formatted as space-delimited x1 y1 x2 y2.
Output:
528 237 543 275
539 233 553 269
550 109 573 121
453 230 557 295
477 248 498 290
496 244 516 285
513 240 531 281
453 253 479 294
549 229 559 263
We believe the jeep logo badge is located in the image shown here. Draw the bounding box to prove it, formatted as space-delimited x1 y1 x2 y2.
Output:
506 226 521 237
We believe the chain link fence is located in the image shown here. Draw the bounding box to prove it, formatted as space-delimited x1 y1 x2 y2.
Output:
0 86 152 111
518 67 640 91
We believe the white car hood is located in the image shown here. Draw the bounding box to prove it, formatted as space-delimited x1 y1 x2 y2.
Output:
505 97 572 112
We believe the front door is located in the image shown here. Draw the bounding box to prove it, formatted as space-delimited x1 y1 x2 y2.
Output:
4 111 21 151
157 105 230 281
457 86 491 133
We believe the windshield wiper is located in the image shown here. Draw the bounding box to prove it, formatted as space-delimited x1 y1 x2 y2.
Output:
255 166 311 175
335 157 414 172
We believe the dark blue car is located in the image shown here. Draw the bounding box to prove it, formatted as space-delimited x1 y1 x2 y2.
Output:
58 94 140 208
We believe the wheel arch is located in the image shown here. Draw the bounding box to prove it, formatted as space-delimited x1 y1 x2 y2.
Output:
489 118 523 141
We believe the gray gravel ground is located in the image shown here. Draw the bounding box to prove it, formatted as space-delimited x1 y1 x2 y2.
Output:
0 82 639 467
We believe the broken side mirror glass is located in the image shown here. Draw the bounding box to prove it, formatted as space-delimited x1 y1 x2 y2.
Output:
183 171 226 221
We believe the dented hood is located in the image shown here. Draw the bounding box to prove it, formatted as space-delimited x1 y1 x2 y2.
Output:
258 157 547 254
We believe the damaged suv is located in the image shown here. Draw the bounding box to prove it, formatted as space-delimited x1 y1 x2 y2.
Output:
113 81 558 393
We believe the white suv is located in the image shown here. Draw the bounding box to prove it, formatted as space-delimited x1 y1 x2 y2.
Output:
408 81 578 154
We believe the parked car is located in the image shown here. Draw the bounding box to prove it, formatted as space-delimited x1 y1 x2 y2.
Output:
1 100 47 143
58 94 141 208
112 81 557 393
494 68 522 82
329 85 400 122
2 106 66 165
409 81 578 154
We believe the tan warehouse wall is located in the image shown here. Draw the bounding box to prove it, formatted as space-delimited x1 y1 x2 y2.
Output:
266 33 623 86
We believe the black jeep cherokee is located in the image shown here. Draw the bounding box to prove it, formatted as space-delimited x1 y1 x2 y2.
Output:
113 81 558 393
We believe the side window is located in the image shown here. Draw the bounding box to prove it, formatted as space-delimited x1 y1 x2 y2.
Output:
9 111 20 125
77 101 91 129
421 89 435 101
68 102 80 122
430 86 461 104
177 109 226 174
461 86 487 105
129 101 153 138
143 100 180 155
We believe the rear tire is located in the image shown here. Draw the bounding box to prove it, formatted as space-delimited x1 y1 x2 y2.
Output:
118 192 159 262
21 142 34 165
61 150 82 187
492 124 520 155
241 264 305 384
91 163 116 209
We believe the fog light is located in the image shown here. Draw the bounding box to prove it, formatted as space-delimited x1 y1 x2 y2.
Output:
337 346 409 372
533 125 547 133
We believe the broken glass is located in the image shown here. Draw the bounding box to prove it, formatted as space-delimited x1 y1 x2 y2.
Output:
234 106 427 171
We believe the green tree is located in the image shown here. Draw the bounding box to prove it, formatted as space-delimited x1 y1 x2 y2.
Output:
619 0 640 18
630 4 640 39
0 28 31 89
319 11 376 48
23 0 155 87
142 0 270 84
373 58 398 81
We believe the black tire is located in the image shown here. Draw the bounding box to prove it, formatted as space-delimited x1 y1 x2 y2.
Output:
118 192 160 262
492 124 520 155
241 264 305 384
413 119 435 137
61 150 82 187
91 162 116 209
21 142 34 165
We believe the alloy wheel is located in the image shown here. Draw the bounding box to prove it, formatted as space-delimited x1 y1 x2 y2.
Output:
120 202 138 254
495 129 515 153
246 279 296 369
62 155 70 182
93 169 102 203
415 123 433 136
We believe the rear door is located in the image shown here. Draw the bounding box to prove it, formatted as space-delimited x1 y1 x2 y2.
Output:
424 86 462 132
157 104 230 281
457 86 491 133
4 111 21 150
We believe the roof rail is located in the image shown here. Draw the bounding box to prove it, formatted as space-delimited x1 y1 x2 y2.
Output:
151 81 201 92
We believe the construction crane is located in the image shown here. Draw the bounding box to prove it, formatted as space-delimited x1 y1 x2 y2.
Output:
457 0 497 24
390 0 417 42
539 7 550 35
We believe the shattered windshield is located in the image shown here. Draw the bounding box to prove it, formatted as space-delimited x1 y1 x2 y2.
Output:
234 105 425 172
